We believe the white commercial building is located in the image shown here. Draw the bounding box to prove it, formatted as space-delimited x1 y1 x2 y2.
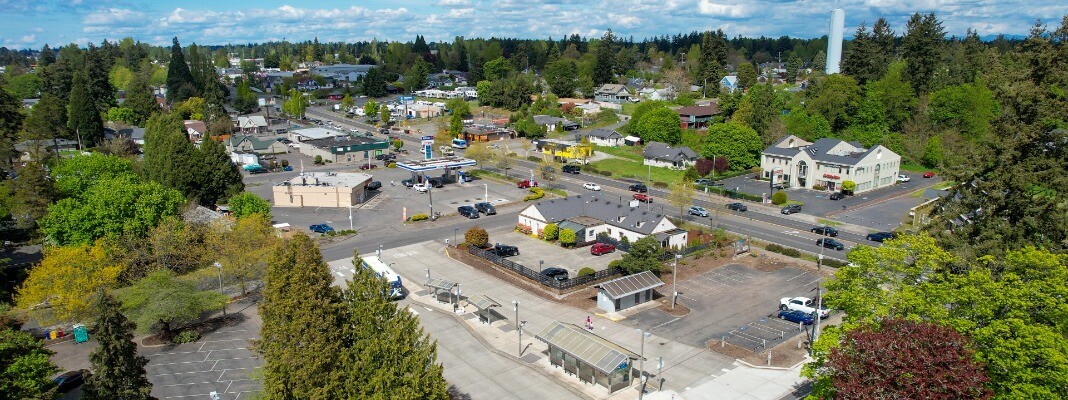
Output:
273 172 373 208
761 135 901 194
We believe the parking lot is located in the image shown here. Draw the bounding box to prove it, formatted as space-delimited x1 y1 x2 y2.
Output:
623 262 823 349
492 231 623 278
142 306 262 400
719 172 940 219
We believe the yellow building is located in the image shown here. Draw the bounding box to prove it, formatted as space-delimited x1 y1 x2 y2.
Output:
536 139 592 162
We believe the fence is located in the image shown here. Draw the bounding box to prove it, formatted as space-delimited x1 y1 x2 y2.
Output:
467 246 621 291
594 236 715 260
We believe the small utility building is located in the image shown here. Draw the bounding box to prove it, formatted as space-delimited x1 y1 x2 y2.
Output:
596 271 664 313
536 321 642 393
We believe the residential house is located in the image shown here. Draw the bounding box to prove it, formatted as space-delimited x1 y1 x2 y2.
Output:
594 84 634 104
517 194 689 249
676 104 720 130
226 134 288 155
237 116 268 134
642 142 698 170
15 138 79 161
638 87 675 101
535 139 592 162
298 135 391 164
532 115 579 132
21 98 38 110
116 127 147 145
406 104 443 119
327 90 345 101
720 75 738 94
761 135 902 193
582 128 624 147
184 120 207 142
296 78 320 91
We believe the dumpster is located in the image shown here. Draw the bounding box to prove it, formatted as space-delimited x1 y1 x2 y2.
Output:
73 324 89 343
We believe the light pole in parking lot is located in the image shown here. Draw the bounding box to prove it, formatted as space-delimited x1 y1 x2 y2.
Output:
814 246 825 341
513 301 522 356
636 329 651 395
671 254 680 309
484 183 489 202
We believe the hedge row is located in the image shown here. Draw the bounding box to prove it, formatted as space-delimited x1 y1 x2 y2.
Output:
523 187 545 201
764 243 801 258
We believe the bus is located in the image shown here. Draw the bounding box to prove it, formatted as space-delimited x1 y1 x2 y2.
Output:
360 255 405 299
451 138 469 149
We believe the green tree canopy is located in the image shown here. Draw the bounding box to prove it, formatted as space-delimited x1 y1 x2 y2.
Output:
702 122 762 171
193 139 245 206
117 269 227 336
618 236 664 274
928 82 999 140
124 72 158 125
805 74 861 132
83 295 155 400
227 192 271 220
142 113 199 196
165 37 197 103
544 59 578 98
783 108 832 142
40 176 186 245
67 71 105 146
630 106 682 145
0 328 57 399
52 153 136 198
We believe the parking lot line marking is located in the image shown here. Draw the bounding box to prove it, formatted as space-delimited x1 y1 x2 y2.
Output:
210 360 220 371
202 351 212 362
197 342 206 352
786 272 811 281
409 308 419 316
653 317 681 329
148 357 259 368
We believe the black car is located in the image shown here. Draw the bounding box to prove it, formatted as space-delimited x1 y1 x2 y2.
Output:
811 226 839 237
817 238 845 251
366 181 382 190
562 164 581 174
866 231 898 242
829 192 844 200
727 202 748 212
248 166 269 174
781 204 802 214
457 205 480 219
401 179 415 187
474 202 497 215
54 370 89 393
428 178 444 188
375 153 396 161
492 243 519 257
628 183 648 193
540 267 569 281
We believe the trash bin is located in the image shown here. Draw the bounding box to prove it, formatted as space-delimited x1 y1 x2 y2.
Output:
73 324 89 344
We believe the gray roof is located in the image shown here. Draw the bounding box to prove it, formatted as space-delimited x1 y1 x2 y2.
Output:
466 294 501 311
301 135 386 149
117 127 146 140
596 84 631 96
586 128 623 140
525 194 675 236
642 142 698 162
311 64 374 75
424 277 456 290
763 136 886 167
598 271 664 299
532 115 578 127
535 322 641 374
182 206 226 225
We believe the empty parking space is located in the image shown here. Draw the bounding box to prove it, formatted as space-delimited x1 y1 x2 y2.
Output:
494 231 622 277
143 316 262 400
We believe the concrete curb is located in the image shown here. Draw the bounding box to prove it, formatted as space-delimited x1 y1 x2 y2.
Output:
734 357 810 371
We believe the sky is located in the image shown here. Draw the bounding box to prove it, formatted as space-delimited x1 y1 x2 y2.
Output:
1 0 1066 49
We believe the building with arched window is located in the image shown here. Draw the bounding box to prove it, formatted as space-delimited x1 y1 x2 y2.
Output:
760 135 901 194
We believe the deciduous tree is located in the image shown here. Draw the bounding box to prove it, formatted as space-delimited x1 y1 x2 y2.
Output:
0 328 57 399
226 192 271 220
630 106 681 145
668 181 694 217
618 236 663 274
118 269 226 336
39 177 186 245
16 242 123 325
209 213 279 294
702 122 762 171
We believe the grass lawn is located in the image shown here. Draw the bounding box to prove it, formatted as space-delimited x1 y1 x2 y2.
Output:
900 162 929 172
593 145 643 161
589 158 684 184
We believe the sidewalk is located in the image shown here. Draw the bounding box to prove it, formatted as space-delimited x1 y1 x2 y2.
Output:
333 241 805 399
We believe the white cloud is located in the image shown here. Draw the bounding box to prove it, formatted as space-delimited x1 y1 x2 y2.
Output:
18 33 34 43
697 1 753 18
435 0 471 7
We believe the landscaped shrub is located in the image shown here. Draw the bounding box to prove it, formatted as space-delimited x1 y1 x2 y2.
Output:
653 181 669 189
543 223 559 241
824 259 848 268
507 152 518 157
771 191 788 205
515 224 533 235
527 156 541 162
599 170 612 177
781 248 802 258
559 228 576 247
578 267 595 277
409 213 429 221
812 184 827 191
387 162 396 168
766 243 784 253
173 330 200 344
523 187 545 201
465 226 489 248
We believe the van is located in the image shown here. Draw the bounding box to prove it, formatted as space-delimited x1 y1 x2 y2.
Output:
451 138 469 149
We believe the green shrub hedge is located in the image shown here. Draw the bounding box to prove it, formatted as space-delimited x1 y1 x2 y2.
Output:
410 213 429 221
578 267 595 277
523 187 545 201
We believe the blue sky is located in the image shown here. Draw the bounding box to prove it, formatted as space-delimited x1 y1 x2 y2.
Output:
1 0 1065 49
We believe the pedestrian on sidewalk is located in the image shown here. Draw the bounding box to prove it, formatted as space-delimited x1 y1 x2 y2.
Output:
586 316 593 331
391 180 395 186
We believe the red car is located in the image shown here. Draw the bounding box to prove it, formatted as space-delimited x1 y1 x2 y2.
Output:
359 163 377 170
517 179 539 188
633 193 652 203
922 171 935 178
591 243 616 256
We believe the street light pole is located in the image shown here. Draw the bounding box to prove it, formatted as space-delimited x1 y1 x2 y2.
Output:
484 183 489 202
671 254 680 309
636 329 650 395
815 246 825 341
213 262 226 316
513 301 521 356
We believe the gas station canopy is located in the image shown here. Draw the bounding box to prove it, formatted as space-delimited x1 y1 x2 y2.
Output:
396 156 477 173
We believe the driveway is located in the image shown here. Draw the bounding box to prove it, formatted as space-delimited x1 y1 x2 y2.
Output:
494 231 623 277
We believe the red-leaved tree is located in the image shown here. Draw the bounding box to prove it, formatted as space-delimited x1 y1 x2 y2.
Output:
695 159 714 176
826 318 991 399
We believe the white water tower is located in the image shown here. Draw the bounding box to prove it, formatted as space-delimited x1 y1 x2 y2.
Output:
826 8 845 74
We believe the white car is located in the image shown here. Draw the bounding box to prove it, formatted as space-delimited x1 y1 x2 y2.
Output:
897 174 911 182
583 182 601 191
413 183 429 193
779 297 829 318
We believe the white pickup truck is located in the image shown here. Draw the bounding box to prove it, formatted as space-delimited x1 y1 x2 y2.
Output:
779 297 829 318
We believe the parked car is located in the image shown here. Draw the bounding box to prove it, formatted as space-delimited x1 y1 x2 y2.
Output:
727 202 748 212
779 296 830 318
923 171 936 178
458 172 473 182
694 178 712 186
474 202 496 215
457 205 480 219
816 238 845 251
401 178 415 187
413 183 429 193
781 204 802 214
309 224 334 234
628 183 648 193
811 226 839 237
366 181 382 190
688 206 709 217
375 153 396 161
540 267 569 281
283 165 293 171
583 182 601 191
633 193 652 203
562 164 581 174
590 243 616 256
427 178 444 188
829 192 844 200
53 369 90 393
777 310 815 325
517 179 538 188
897 174 911 182
359 163 377 170
492 243 519 257
247 166 268 174
865 231 898 242
772 182 787 190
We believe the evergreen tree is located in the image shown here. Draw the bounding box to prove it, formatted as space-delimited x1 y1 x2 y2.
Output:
592 30 616 85
192 139 244 206
83 295 155 400
842 22 880 84
0 328 58 399
811 50 826 73
38 44 56 67
902 13 946 94
453 36 468 72
698 31 728 97
871 18 896 72
258 234 346 399
166 37 196 103
340 249 448 399
9 161 53 230
125 72 158 125
363 67 387 98
0 75 22 169
785 54 802 84
84 43 117 115
141 113 198 196
20 94 68 162
67 72 105 147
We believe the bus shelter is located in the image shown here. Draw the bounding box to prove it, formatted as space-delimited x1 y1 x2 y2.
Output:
466 294 501 324
424 277 458 305
535 321 642 393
